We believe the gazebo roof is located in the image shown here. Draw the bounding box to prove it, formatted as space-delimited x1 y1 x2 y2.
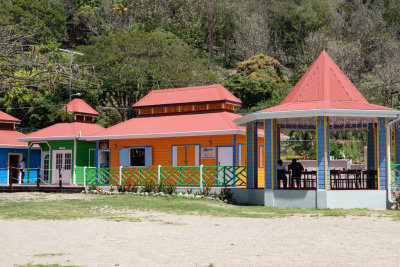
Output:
235 51 400 126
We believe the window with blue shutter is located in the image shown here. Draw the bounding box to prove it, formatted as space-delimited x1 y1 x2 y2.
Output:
144 147 152 166
119 148 130 167
121 146 152 167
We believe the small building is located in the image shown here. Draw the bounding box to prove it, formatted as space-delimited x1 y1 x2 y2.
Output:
234 51 400 209
0 111 41 185
84 84 282 186
18 99 104 184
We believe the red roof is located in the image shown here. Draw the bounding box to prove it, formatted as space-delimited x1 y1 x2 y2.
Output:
259 51 395 113
88 112 244 138
0 129 29 147
132 84 242 108
19 122 104 140
62 99 99 116
85 111 286 140
0 111 20 123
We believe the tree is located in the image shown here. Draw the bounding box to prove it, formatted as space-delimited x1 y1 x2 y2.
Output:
223 54 291 111
0 0 66 43
78 28 219 121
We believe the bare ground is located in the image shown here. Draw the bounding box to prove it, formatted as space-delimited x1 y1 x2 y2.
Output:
0 193 399 267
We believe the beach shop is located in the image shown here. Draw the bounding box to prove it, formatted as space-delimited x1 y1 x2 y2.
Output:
0 111 40 185
83 84 289 186
17 99 104 184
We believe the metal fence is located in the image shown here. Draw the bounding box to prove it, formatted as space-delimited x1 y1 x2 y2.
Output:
75 165 247 188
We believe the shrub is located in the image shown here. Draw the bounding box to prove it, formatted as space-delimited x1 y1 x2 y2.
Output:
186 188 193 194
218 188 232 201
88 184 99 191
109 186 115 192
117 184 126 193
156 182 166 193
164 182 176 195
128 181 138 193
141 180 156 193
200 185 212 196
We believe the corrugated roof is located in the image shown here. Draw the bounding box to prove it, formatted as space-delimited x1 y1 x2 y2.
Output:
259 50 395 113
19 122 104 140
132 84 242 108
0 111 20 123
62 99 99 116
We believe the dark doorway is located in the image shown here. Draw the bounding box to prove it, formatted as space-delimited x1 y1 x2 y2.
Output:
8 154 20 184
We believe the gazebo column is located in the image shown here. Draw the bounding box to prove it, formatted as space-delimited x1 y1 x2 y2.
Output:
246 122 258 189
377 118 388 190
394 122 400 187
277 124 281 161
316 116 330 190
264 119 278 189
367 123 376 170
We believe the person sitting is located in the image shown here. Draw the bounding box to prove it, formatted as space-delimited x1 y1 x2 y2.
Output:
277 159 287 189
288 159 304 188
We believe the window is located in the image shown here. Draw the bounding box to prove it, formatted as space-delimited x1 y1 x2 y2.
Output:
130 148 145 166
55 153 63 170
64 153 72 170
119 147 152 167
172 145 200 166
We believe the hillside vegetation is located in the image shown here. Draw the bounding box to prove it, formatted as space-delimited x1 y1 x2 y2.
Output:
1 0 399 130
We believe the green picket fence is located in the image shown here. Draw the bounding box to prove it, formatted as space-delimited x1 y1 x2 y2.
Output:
390 164 400 189
75 166 247 187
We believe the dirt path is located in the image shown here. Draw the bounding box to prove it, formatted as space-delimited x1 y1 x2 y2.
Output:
1 212 399 267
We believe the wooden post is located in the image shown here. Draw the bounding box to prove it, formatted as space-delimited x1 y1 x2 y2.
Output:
9 166 12 189
36 167 40 188
59 167 62 188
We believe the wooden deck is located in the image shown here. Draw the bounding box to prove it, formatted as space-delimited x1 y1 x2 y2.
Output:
0 184 85 193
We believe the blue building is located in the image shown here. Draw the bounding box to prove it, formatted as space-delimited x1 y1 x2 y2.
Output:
0 111 41 185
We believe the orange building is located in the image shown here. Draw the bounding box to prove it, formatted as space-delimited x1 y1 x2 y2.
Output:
84 85 286 178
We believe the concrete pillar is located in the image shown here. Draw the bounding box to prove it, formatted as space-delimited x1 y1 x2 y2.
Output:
246 122 258 189
316 116 330 190
264 119 277 189
377 118 387 190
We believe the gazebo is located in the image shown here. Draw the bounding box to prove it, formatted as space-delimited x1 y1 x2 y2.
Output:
233 51 400 209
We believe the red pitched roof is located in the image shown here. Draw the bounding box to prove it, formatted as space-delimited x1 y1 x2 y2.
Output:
0 111 20 123
62 99 99 116
259 51 395 113
87 112 244 138
85 111 286 140
0 129 29 147
132 84 242 108
19 122 104 141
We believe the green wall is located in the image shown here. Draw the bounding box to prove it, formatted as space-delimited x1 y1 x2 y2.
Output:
28 139 96 184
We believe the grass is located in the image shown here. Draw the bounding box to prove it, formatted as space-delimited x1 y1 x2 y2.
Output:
16 264 82 267
0 194 398 221
32 253 66 258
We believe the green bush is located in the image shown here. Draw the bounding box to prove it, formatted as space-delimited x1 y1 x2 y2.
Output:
141 181 156 193
285 156 301 160
88 184 99 191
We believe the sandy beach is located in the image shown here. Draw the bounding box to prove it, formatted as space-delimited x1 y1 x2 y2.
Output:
1 211 399 267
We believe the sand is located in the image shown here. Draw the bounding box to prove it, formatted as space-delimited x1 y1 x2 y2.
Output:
0 193 399 266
